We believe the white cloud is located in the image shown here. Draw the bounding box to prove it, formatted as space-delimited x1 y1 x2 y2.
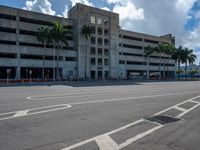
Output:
105 0 200 63
101 7 110 11
175 0 197 13
23 0 56 15
70 0 94 7
106 0 129 5
113 1 144 28
63 5 69 18
185 25 200 49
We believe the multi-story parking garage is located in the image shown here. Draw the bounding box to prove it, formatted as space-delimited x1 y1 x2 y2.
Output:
0 3 175 81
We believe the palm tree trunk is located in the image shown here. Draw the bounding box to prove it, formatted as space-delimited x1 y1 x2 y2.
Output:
167 58 170 79
185 61 188 80
159 53 161 80
85 39 87 79
163 55 166 79
56 47 59 80
42 44 46 81
53 44 56 82
147 56 150 80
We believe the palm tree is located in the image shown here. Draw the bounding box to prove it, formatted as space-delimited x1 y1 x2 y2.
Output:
181 48 196 79
144 45 154 80
163 44 175 79
50 22 71 81
37 25 50 80
172 46 184 79
154 44 165 79
81 25 92 79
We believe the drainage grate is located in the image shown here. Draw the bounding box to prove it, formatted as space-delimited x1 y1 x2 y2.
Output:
145 115 181 125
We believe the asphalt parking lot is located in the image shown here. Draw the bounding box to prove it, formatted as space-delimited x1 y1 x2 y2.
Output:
0 81 200 150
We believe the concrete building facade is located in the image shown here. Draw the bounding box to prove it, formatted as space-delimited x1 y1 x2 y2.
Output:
0 3 176 81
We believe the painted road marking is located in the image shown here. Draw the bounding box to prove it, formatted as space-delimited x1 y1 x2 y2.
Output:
118 124 163 149
13 110 29 117
61 95 200 150
27 88 200 101
67 91 200 106
0 104 71 121
173 106 187 112
96 135 119 150
2 91 200 121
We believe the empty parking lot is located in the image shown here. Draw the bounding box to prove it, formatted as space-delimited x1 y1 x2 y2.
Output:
0 81 200 150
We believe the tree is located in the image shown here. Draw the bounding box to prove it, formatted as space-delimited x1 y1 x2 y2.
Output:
81 25 92 79
181 48 196 79
176 69 183 77
189 70 198 77
154 44 165 79
163 44 176 79
144 45 154 80
172 46 184 79
37 25 50 80
50 22 72 81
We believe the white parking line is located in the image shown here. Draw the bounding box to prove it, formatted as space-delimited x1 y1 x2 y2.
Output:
118 124 163 149
0 104 71 121
96 135 119 150
13 110 29 117
27 88 199 101
61 95 200 150
67 91 200 106
2 91 199 121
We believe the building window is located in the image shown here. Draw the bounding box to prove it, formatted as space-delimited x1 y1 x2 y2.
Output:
104 49 109 55
104 39 109 46
98 48 103 55
104 18 108 26
104 58 108 65
65 57 76 61
98 58 102 65
144 39 159 44
91 26 96 34
104 29 108 36
0 53 17 58
68 70 73 76
97 17 102 25
91 58 96 65
90 47 96 55
98 27 103 35
123 35 143 41
90 16 96 24
123 44 143 50
91 37 96 44
119 60 125 64
98 38 103 45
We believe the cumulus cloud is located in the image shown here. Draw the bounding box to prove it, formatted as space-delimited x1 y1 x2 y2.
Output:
185 25 200 49
70 0 94 7
101 7 111 11
105 0 200 63
63 5 69 18
23 0 56 15
175 0 197 13
113 1 144 28
106 0 129 5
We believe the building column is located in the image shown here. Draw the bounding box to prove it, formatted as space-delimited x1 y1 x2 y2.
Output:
16 11 21 80
16 67 21 80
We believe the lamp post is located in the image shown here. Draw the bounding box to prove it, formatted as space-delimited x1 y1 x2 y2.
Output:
29 70 32 83
6 69 11 84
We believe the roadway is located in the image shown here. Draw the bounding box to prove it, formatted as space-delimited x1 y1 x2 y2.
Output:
0 81 200 150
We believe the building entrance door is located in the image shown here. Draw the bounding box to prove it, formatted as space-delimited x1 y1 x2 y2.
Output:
98 71 102 80
91 71 96 79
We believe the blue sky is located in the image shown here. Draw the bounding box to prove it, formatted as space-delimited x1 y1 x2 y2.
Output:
0 0 200 64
